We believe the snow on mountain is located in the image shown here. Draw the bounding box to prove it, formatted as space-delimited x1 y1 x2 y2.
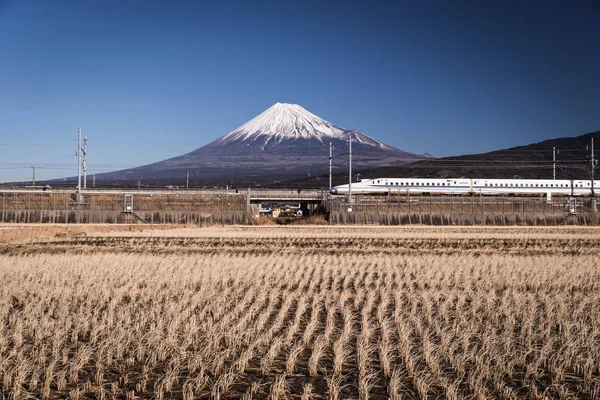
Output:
216 103 390 149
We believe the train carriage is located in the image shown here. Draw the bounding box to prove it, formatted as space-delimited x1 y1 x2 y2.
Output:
330 178 600 197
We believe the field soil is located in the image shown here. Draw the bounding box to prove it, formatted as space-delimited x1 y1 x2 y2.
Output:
1 224 599 399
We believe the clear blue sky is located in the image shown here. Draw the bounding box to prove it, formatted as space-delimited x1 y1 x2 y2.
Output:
1 0 600 182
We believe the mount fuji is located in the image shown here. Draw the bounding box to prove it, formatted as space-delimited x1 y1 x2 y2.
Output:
95 103 430 186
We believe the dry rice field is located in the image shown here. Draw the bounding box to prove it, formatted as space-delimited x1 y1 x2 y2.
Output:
1 224 600 399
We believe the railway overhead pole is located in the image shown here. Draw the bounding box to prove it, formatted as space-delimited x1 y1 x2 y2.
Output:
77 128 82 194
348 132 352 201
553 146 558 180
592 137 597 212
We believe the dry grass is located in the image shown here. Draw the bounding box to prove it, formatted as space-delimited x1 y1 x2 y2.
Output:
0 225 599 399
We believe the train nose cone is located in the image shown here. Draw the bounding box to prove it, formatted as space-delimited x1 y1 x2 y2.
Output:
330 188 338 195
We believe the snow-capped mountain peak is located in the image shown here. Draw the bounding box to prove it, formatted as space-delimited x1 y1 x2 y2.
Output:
91 102 428 184
217 103 348 145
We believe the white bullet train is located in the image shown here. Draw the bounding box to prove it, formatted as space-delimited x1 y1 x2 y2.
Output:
330 178 600 197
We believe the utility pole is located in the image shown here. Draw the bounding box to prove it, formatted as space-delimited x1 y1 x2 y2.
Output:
329 142 333 192
93 174 96 188
83 134 87 189
77 128 82 194
31 166 36 187
592 137 596 213
186 169 190 189
348 132 352 200
553 146 557 180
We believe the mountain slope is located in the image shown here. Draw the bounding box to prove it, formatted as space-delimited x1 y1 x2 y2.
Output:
324 130 600 186
92 103 428 186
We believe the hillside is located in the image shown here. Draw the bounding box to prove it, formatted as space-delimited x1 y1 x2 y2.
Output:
292 131 599 189
80 103 427 187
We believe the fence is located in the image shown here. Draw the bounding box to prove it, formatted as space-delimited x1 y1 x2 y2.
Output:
328 194 600 225
0 190 251 224
1 189 598 225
